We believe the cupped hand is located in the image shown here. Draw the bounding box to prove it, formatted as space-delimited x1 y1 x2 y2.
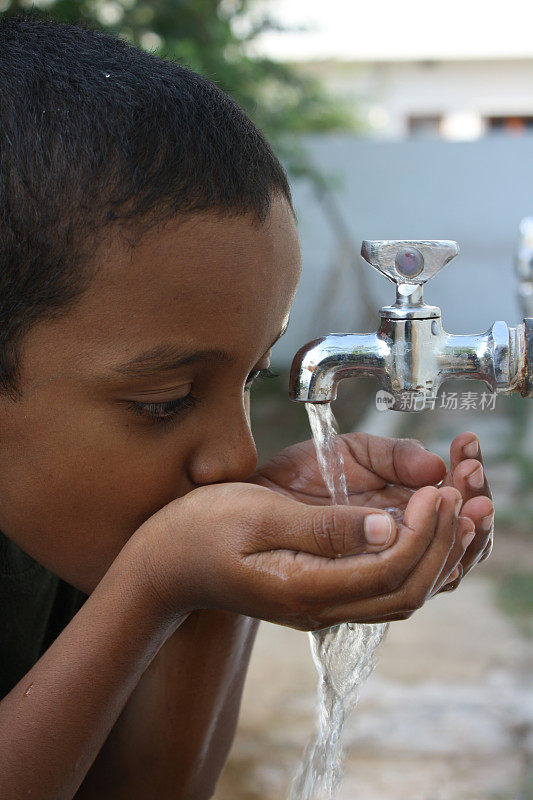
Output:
249 428 494 598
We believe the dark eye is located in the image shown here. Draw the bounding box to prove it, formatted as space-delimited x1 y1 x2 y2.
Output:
126 394 197 426
126 367 279 428
244 367 279 391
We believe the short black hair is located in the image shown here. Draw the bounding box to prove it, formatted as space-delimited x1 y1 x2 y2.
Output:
0 14 294 399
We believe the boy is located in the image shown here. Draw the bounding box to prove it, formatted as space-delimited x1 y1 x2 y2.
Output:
0 15 494 799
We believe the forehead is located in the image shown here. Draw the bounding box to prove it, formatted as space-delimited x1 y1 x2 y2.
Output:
46 194 301 371
105 195 294 306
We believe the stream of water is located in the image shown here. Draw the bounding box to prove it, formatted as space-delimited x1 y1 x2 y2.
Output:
287 403 402 800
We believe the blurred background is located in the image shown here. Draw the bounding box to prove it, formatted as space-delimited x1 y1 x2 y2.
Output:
5 0 533 796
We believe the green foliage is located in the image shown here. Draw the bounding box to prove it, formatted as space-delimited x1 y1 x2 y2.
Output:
496 569 533 637
2 0 361 181
494 395 533 497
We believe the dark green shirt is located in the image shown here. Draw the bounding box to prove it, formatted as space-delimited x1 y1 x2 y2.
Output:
0 530 88 699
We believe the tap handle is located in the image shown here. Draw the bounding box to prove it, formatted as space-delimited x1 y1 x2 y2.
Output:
361 240 460 286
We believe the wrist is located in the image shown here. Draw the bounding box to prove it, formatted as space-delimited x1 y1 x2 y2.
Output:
117 520 196 630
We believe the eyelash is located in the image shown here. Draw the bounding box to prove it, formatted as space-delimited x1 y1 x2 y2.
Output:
126 367 279 427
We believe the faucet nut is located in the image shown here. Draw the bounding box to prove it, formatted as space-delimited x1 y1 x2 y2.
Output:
491 320 510 388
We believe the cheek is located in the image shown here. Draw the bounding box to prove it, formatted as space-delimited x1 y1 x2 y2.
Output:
0 398 191 591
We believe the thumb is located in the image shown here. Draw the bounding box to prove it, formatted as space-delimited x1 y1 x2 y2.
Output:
263 497 398 559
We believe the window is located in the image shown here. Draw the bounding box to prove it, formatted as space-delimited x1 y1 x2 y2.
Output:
408 115 442 137
487 116 533 134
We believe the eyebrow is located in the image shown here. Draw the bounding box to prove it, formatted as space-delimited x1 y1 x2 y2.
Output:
110 319 289 379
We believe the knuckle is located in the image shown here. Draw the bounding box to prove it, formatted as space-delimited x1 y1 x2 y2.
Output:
312 507 344 558
232 496 269 531
232 505 280 551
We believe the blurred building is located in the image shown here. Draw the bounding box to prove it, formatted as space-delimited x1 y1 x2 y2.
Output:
296 57 533 140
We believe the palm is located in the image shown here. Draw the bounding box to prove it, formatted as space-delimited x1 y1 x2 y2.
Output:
249 435 420 510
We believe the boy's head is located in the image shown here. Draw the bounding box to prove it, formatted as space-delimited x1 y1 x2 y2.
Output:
0 16 301 591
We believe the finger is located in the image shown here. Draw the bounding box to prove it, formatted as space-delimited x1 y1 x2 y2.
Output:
431 563 461 596
432 474 492 577
433 510 494 596
461 511 494 576
430 513 476 593
337 432 447 492
448 457 493 506
319 609 416 626
450 497 494 576
258 485 442 609
296 486 460 624
451 431 487 476
476 532 494 564
458 495 494 526
342 615 408 624
436 562 464 593
442 432 493 502
257 499 399 560
437 430 494 571
417 486 462 598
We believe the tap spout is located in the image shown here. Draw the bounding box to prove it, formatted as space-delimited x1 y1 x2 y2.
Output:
288 333 390 403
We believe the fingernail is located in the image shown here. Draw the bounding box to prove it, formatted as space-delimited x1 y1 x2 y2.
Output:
462 531 476 548
480 512 494 531
467 466 484 489
454 496 463 517
463 438 478 459
414 440 431 452
364 514 392 546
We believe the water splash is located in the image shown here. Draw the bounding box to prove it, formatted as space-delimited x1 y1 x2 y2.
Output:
287 403 399 800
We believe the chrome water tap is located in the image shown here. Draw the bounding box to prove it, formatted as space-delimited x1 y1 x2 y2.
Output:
289 239 533 411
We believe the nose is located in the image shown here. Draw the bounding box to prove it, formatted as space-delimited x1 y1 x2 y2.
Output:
188 399 258 486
